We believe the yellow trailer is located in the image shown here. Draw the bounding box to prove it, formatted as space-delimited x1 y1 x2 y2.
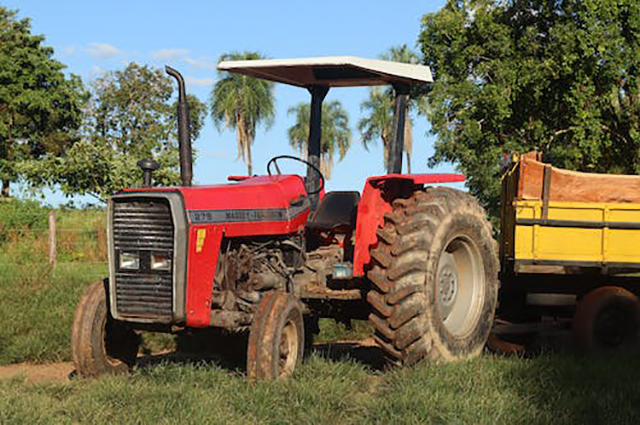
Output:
498 152 640 350
501 152 640 271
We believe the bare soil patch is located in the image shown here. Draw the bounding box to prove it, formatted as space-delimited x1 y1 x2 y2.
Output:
0 362 73 384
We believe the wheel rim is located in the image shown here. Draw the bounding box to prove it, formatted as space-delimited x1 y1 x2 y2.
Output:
436 235 485 337
594 305 630 348
278 317 300 378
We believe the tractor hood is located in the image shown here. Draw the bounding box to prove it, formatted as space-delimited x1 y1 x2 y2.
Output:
120 174 310 236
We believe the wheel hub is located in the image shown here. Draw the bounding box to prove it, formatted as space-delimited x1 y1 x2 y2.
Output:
436 236 485 337
278 320 299 378
438 265 458 311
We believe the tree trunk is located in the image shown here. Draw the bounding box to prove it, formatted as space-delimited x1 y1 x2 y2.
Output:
404 114 413 174
1 180 9 197
247 138 253 176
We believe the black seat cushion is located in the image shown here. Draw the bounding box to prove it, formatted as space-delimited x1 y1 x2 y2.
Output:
306 191 360 232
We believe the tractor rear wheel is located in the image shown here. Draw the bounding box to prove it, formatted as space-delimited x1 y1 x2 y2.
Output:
367 187 498 366
573 286 638 352
71 281 140 377
247 291 304 380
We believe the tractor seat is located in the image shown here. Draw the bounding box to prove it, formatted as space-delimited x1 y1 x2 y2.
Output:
306 191 360 233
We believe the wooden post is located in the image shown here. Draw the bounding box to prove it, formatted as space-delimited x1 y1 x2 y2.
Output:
48 210 57 265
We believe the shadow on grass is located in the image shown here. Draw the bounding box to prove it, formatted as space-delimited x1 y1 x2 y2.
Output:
311 340 386 371
488 326 640 423
132 332 387 377
507 349 640 423
137 329 249 374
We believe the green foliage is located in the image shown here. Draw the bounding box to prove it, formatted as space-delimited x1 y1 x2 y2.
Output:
0 7 86 196
0 199 48 241
420 0 639 216
210 52 275 176
359 45 423 173
20 63 207 198
287 101 351 178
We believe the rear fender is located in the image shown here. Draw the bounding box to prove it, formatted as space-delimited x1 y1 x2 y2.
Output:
352 173 465 277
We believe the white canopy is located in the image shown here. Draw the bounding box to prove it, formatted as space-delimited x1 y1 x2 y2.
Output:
217 56 433 88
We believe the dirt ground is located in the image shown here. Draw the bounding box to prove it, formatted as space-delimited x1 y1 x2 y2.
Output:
0 362 74 384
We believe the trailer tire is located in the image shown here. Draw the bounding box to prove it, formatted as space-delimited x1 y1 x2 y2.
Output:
71 281 140 377
367 187 499 366
573 286 638 351
247 291 304 380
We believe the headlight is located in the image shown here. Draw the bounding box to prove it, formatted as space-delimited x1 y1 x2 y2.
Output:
119 252 140 270
151 253 172 271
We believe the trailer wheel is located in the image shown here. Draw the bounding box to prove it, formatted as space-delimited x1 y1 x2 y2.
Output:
247 291 304 380
71 281 140 377
367 187 498 366
573 286 638 351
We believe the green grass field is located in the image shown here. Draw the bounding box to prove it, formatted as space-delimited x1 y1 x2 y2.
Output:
1 352 640 424
1 203 640 424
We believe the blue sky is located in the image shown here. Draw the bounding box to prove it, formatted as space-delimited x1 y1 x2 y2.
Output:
5 0 461 205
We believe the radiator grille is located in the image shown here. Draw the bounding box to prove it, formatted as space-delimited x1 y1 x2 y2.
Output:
113 198 174 320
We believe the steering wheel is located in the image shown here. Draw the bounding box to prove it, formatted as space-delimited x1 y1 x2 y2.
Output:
267 155 325 195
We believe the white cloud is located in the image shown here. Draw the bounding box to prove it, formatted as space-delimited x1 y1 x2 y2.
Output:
62 46 75 56
185 56 217 71
152 48 189 61
84 42 121 59
185 76 215 87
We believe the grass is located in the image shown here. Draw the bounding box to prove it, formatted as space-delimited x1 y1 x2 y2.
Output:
0 260 105 365
0 205 108 364
1 351 640 424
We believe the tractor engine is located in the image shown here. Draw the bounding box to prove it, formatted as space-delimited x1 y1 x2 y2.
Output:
212 236 304 315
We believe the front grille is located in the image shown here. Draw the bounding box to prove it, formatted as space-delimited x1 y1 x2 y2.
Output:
113 198 174 320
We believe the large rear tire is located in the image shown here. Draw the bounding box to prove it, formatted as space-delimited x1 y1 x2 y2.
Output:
71 281 140 377
247 291 304 380
573 286 638 352
367 187 499 365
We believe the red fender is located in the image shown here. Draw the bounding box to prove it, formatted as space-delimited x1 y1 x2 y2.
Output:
352 173 465 277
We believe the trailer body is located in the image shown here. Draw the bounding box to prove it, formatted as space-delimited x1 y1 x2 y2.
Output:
501 152 640 276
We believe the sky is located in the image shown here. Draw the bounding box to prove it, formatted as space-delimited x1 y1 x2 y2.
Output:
5 0 463 205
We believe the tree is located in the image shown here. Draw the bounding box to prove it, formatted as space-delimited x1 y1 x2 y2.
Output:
210 52 275 176
0 7 86 197
420 0 639 216
287 101 351 178
21 63 207 198
358 45 423 173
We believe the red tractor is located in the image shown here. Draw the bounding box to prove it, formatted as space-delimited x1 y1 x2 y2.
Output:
71 57 499 379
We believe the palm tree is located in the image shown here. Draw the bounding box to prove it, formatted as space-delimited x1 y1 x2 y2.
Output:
287 101 351 178
358 45 421 173
210 52 275 175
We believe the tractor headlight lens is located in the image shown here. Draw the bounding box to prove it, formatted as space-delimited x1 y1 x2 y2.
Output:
151 253 172 271
119 252 140 270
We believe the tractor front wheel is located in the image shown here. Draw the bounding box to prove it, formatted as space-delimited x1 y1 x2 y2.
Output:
247 291 304 380
71 281 140 377
367 187 499 366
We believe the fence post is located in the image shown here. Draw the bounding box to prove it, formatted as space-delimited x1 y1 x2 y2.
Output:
48 210 57 265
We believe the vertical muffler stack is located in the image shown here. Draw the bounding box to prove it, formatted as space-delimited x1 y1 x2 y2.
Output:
165 66 193 187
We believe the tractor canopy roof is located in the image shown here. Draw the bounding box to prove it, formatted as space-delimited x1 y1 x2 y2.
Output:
217 56 433 88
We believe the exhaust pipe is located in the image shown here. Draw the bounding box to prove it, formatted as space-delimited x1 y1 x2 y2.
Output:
165 66 193 187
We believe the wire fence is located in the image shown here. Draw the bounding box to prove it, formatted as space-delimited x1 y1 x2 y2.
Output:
0 210 108 267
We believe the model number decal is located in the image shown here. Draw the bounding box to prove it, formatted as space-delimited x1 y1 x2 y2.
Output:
188 199 310 225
